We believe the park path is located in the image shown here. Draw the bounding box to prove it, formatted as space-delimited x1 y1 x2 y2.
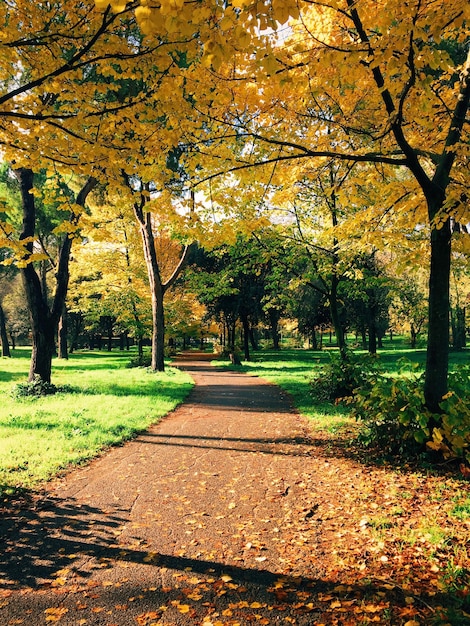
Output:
0 352 422 625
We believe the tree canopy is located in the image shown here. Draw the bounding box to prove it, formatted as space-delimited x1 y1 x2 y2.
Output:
0 0 468 411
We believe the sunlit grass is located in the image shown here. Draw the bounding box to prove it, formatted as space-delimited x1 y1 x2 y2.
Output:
217 339 469 433
0 348 194 494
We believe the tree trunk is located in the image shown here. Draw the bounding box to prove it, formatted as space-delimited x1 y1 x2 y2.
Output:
58 305 68 359
0 303 11 357
228 319 236 351
268 308 280 350
241 313 250 361
368 300 377 355
329 276 347 359
451 306 466 350
15 167 95 383
249 325 258 351
107 323 113 352
152 280 166 371
29 315 56 382
368 325 377 354
311 327 318 350
424 219 451 412
132 190 193 373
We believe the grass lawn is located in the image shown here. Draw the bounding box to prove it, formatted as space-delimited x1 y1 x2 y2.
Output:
0 348 194 495
217 338 469 435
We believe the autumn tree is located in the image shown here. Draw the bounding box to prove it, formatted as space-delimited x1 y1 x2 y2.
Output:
0 0 200 380
176 0 469 412
12 169 97 382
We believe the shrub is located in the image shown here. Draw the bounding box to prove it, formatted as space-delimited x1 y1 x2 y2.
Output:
127 352 152 368
11 375 67 398
350 363 470 463
214 345 243 364
350 368 432 457
309 351 379 402
427 366 470 464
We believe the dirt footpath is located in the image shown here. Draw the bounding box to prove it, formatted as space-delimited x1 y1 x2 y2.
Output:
0 353 447 625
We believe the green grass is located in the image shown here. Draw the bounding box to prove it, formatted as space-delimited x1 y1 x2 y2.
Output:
217 339 469 433
0 348 194 494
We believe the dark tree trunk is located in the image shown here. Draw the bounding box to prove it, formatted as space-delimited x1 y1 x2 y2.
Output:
241 313 250 361
360 326 367 350
16 168 56 382
424 219 451 412
311 328 318 350
268 308 280 350
0 303 11 357
14 167 96 383
152 281 166 371
58 305 68 359
368 325 377 354
249 326 258 351
368 301 377 355
329 277 346 359
29 315 56 383
451 306 466 349
69 312 83 353
227 320 236 351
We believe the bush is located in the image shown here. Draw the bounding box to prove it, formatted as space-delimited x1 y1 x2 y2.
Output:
11 375 68 398
309 351 379 402
350 367 432 457
214 345 243 364
427 366 470 464
350 363 470 463
127 352 152 368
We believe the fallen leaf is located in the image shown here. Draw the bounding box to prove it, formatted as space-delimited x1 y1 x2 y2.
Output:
45 607 69 622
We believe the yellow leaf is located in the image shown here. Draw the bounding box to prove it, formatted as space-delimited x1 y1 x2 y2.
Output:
45 607 68 622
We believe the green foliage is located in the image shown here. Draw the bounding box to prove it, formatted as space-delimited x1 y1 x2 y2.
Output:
309 350 379 402
127 352 152 368
350 365 432 457
11 374 72 398
427 366 470 464
351 363 470 462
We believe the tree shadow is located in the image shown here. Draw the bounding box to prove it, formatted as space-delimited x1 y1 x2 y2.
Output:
0 490 465 623
138 431 313 457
